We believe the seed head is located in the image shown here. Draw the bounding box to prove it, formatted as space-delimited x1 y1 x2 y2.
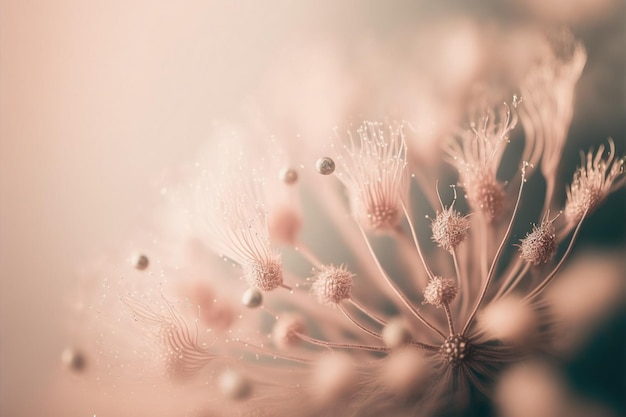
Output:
565 139 625 224
465 170 505 222
519 218 557 265
336 121 409 232
445 101 517 222
423 277 458 308
243 255 284 292
431 207 470 252
310 265 354 305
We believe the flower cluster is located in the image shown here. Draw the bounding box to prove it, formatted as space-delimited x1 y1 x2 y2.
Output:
63 34 624 417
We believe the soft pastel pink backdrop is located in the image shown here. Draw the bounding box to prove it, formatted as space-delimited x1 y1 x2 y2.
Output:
1 1 622 416
0 1 335 415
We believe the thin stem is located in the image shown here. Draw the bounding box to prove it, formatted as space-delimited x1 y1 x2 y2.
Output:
357 223 446 340
410 341 440 352
462 166 527 336
296 332 390 352
524 211 586 301
393 226 429 291
492 257 525 301
337 304 382 340
443 303 455 335
400 201 435 281
348 298 387 326
234 341 312 364
452 249 470 317
496 262 531 301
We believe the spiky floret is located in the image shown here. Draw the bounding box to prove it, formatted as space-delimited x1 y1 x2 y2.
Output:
336 121 409 231
519 216 557 265
446 101 518 222
565 139 625 224
424 277 458 308
431 206 470 252
311 265 354 305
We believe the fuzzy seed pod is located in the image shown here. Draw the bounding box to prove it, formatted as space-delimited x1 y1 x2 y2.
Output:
431 207 470 252
310 265 354 305
564 140 625 224
519 219 557 265
466 171 505 222
336 122 409 232
243 256 284 292
423 277 458 308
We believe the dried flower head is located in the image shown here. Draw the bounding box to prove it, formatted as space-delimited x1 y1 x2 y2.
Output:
518 215 558 265
431 186 470 252
519 34 587 180
336 121 409 231
565 139 625 225
310 265 354 305
431 207 471 252
196 140 285 292
446 101 518 222
423 277 458 308
121 296 215 381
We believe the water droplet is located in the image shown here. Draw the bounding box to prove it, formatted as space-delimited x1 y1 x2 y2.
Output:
316 157 335 175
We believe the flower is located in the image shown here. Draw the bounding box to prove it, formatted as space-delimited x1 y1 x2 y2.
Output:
335 121 409 232
445 100 519 222
195 137 285 292
62 32 625 417
564 139 625 226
